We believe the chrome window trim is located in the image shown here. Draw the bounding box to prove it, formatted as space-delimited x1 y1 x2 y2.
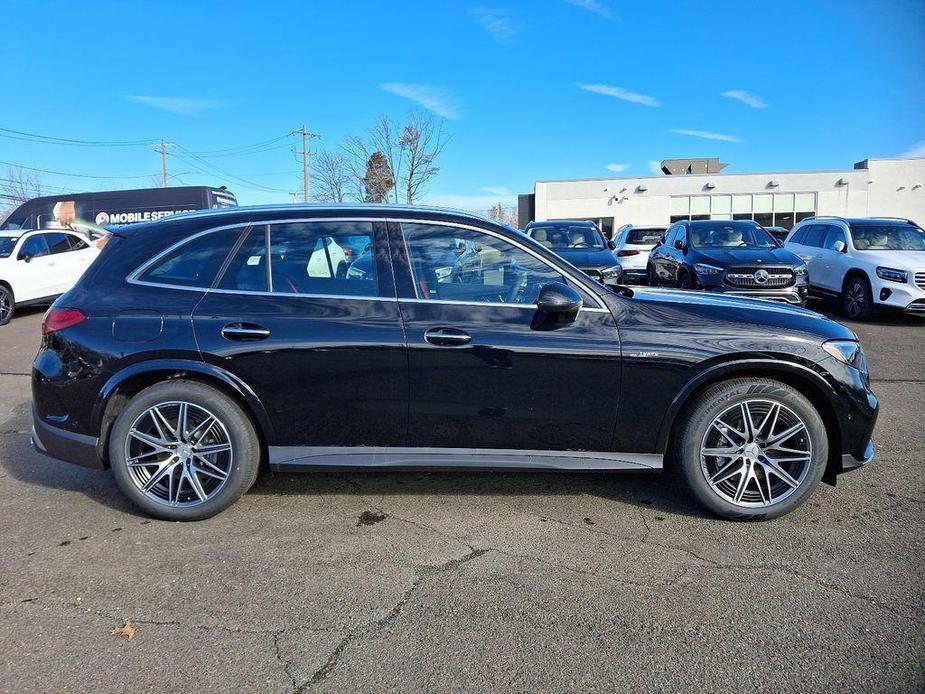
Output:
125 215 610 313
392 218 608 311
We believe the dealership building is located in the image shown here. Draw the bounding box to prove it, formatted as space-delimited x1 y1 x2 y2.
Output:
518 156 925 235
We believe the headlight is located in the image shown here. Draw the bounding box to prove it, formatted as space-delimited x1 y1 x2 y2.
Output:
876 266 908 283
694 263 723 276
823 339 868 374
600 264 622 279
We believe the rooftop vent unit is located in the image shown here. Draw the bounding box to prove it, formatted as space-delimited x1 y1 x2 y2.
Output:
660 158 729 175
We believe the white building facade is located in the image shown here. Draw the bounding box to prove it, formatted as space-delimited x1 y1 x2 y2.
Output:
528 157 925 235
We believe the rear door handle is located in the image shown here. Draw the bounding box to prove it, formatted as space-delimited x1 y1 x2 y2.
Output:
221 322 271 341
424 328 471 346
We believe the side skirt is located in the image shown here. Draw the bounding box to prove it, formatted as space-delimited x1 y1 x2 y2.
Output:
269 446 663 472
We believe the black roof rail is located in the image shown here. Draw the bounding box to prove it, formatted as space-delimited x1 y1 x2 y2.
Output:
867 216 917 224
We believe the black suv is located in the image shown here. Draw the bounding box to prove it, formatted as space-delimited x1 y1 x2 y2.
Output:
647 219 810 305
32 205 877 521
523 220 623 286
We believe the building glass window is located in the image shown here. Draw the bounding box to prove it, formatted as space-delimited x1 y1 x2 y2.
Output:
753 194 773 213
710 195 732 215
670 215 689 224
731 195 752 214
794 193 816 212
774 193 795 212
732 213 753 220
795 211 815 224
754 212 773 227
670 197 690 216
690 197 711 216
774 212 795 230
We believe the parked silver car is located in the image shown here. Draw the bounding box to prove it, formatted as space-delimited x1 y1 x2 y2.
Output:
612 224 666 283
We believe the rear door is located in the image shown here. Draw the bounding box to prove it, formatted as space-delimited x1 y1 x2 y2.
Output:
817 225 850 292
13 233 56 300
391 219 622 453
192 218 407 448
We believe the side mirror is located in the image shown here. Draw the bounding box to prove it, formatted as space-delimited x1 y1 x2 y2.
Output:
535 281 582 318
674 239 686 251
607 240 616 250
19 252 32 263
833 240 846 253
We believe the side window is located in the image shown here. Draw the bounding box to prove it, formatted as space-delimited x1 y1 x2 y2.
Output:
139 228 242 288
402 222 595 306
268 221 378 297
675 226 687 248
66 234 90 251
664 225 679 246
803 225 826 248
19 234 50 260
822 225 847 251
218 226 269 292
789 226 808 245
45 233 73 255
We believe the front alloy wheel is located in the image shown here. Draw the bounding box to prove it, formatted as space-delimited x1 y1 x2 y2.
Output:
676 378 828 520
0 286 13 326
842 277 873 320
700 400 811 507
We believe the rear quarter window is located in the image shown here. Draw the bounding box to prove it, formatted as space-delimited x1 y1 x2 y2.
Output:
138 228 243 288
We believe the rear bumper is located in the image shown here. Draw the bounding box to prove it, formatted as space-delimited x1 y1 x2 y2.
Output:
841 440 875 473
31 409 104 470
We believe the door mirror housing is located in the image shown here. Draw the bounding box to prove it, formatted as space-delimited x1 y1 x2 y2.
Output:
607 240 616 250
19 251 32 263
674 239 686 251
535 281 582 318
833 240 846 253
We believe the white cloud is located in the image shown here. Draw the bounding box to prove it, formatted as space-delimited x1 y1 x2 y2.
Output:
379 83 461 120
722 89 768 109
606 163 630 173
648 160 663 174
901 140 925 157
671 128 743 143
482 185 513 196
426 192 517 210
471 7 519 44
564 0 613 19
578 84 660 107
126 96 225 115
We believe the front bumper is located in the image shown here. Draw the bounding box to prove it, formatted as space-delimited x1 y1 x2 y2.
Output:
704 285 809 305
841 440 875 473
870 275 925 312
31 409 104 470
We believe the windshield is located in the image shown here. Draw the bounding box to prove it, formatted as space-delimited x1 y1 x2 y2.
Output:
850 224 925 251
627 228 664 245
528 225 605 250
689 223 777 249
0 238 17 258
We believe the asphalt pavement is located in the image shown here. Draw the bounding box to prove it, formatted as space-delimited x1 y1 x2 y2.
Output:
0 301 922 693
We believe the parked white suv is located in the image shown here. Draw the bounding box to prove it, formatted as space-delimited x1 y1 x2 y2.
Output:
0 229 100 325
784 217 925 319
612 224 666 284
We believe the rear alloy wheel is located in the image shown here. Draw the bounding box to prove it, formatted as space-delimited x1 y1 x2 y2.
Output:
0 285 14 326
842 276 873 320
109 381 260 520
675 378 827 520
678 271 693 289
646 265 658 287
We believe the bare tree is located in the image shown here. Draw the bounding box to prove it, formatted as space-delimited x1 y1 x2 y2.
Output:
0 165 45 223
312 150 352 203
363 152 394 203
399 110 448 205
484 202 518 226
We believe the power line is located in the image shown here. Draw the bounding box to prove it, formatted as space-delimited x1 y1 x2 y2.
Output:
0 127 157 147
172 147 290 194
0 159 157 180
182 134 292 156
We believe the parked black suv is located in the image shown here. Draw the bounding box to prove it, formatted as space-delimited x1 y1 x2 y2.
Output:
32 205 876 521
647 219 810 305
523 220 623 286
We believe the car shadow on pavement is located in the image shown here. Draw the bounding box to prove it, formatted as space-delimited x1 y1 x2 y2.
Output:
249 467 706 519
0 402 143 517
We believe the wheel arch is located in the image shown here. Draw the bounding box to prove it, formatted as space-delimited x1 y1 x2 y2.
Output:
841 268 871 292
92 359 275 468
0 279 13 297
657 358 844 485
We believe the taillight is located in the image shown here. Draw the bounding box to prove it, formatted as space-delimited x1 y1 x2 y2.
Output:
617 249 641 257
42 308 86 334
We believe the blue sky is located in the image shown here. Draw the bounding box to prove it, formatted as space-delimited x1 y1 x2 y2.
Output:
2 0 924 209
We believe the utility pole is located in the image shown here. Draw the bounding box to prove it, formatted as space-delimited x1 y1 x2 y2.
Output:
291 125 319 202
156 140 173 187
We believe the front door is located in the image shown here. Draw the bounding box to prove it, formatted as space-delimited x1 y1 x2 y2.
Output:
392 220 622 453
14 233 57 301
193 219 407 448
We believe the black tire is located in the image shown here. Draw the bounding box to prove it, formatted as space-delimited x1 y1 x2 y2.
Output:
0 285 14 326
842 275 873 321
108 380 261 521
678 270 693 289
646 265 659 287
673 378 828 521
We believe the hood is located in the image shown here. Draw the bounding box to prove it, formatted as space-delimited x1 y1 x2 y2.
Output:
552 247 619 268
849 250 925 270
694 246 802 267
628 287 856 341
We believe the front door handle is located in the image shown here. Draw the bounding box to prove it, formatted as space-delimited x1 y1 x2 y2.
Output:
424 328 471 346
221 322 271 341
